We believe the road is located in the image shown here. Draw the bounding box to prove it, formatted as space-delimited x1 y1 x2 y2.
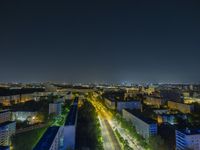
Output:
89 97 121 150
89 93 144 150
99 117 121 150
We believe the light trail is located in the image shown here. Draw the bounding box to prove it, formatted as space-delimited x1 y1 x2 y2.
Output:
88 93 144 150
89 97 121 150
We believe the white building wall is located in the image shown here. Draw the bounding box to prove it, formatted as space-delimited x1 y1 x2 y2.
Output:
49 127 63 150
122 109 157 139
0 111 11 124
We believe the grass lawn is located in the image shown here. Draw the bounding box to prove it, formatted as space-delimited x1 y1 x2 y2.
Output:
12 127 47 150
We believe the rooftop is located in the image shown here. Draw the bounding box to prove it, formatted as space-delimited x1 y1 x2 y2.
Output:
0 146 10 150
0 121 15 127
107 98 140 102
146 95 162 99
73 97 79 105
177 128 200 135
124 109 157 124
64 97 79 126
118 99 141 102
33 126 60 150
65 105 78 126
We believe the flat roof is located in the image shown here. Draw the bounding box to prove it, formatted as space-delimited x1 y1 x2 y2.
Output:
65 105 77 126
146 96 162 99
33 126 59 150
64 97 78 126
0 121 15 127
0 146 9 150
0 109 10 114
176 128 200 135
73 97 79 105
124 109 156 124
50 102 61 104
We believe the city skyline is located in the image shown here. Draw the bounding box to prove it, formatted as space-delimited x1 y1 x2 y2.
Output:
0 0 200 83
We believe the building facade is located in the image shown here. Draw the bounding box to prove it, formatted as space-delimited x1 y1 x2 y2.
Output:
176 129 200 150
0 121 16 146
49 103 62 115
144 96 165 108
122 109 157 139
168 101 194 113
0 110 11 124
104 98 115 110
117 100 141 112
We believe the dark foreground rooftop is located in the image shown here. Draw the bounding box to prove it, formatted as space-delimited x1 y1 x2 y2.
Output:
33 126 59 150
0 146 10 150
65 105 78 126
124 109 156 124
64 97 79 126
0 121 15 128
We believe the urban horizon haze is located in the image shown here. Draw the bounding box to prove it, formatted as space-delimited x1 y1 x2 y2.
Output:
0 0 200 83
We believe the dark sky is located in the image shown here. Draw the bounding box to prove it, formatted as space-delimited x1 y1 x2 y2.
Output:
0 0 200 84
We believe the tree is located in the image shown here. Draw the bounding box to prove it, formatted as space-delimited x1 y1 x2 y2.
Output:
35 112 45 123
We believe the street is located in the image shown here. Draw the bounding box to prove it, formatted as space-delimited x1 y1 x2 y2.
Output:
89 93 144 150
89 96 121 150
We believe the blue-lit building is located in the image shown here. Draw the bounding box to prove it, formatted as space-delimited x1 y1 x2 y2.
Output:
122 109 157 139
63 97 78 150
0 121 16 146
176 128 200 150
117 100 141 112
105 98 141 112
33 126 63 150
0 146 10 150
0 110 11 124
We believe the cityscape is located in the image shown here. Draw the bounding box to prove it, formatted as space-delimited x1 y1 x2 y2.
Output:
1 0 200 150
0 83 200 150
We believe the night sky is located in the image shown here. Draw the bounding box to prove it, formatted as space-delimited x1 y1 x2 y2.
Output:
0 0 200 84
